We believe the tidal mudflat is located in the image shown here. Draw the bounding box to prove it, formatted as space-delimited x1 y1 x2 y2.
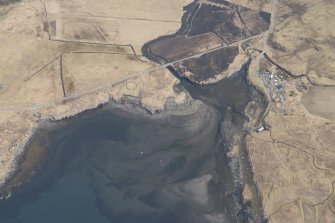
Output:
0 102 228 223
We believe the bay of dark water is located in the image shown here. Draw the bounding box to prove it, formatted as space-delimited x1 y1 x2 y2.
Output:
0 105 226 223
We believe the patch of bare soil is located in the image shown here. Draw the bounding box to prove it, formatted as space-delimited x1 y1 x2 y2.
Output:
302 86 335 121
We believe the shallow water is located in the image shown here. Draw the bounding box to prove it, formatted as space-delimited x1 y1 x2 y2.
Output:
0 106 226 223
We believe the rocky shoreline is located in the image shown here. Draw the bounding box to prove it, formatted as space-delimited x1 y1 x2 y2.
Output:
0 90 204 200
